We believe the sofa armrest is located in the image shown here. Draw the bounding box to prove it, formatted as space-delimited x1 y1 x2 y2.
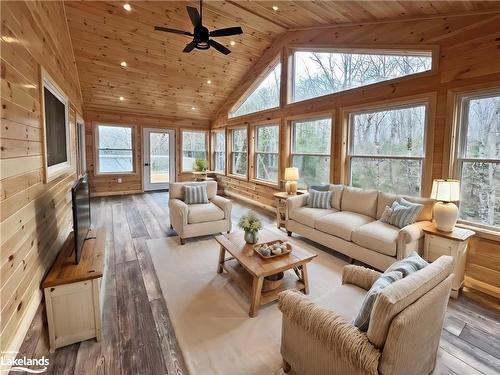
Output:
286 193 309 218
342 265 382 291
397 221 429 259
168 198 188 230
211 195 232 220
278 290 380 375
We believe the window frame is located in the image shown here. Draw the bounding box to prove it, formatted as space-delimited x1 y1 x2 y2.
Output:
212 129 226 175
180 129 209 173
252 122 280 186
345 100 430 196
453 88 500 231
229 126 249 179
76 115 86 178
41 69 71 183
94 123 136 176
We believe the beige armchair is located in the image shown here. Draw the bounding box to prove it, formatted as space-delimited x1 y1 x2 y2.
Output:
169 181 231 244
278 256 454 375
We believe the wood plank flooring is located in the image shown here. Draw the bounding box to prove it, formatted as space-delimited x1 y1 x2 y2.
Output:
12 192 500 375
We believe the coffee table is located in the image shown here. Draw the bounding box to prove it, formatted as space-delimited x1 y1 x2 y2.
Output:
214 229 317 317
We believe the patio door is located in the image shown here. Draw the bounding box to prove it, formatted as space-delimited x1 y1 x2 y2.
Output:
143 128 175 191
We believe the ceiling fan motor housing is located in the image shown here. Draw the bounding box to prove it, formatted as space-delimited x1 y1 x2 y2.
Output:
194 25 210 49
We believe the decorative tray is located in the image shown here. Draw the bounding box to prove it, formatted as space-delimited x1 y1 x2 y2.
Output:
253 240 292 259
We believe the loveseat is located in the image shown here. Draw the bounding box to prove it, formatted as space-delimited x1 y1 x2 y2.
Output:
286 185 436 270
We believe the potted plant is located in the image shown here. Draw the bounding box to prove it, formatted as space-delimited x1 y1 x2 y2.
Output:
192 158 208 172
238 210 263 244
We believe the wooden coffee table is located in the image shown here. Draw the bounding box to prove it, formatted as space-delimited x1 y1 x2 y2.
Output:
214 229 317 317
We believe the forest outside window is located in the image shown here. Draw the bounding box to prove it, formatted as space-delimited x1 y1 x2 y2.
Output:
456 91 500 228
348 104 427 196
291 49 432 103
182 131 208 172
229 63 281 118
213 130 226 173
254 124 279 183
96 125 134 174
231 128 248 177
291 117 332 188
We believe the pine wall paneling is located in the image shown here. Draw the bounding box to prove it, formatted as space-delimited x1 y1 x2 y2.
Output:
0 1 83 356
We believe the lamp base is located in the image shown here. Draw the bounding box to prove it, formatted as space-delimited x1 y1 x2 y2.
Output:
433 202 458 232
285 181 297 195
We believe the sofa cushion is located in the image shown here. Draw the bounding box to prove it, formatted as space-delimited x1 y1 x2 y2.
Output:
328 184 345 210
314 284 367 321
289 207 337 228
341 187 378 218
352 221 400 257
187 202 225 224
377 192 397 219
315 211 374 241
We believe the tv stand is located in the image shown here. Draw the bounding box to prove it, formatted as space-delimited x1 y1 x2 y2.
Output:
42 228 106 352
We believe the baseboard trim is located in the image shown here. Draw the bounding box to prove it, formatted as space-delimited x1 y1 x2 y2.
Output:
90 189 142 197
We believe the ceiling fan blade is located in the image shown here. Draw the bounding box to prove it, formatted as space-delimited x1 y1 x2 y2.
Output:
183 40 196 53
186 6 201 27
210 27 243 37
209 39 231 55
154 26 192 36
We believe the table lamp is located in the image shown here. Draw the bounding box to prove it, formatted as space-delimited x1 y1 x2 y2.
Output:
430 179 460 232
284 167 299 195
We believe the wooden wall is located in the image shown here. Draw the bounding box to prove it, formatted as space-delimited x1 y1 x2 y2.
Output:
212 13 500 297
84 110 210 196
0 1 83 355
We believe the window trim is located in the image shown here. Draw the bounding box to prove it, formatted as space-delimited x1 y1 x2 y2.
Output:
94 123 136 176
41 69 72 183
180 129 209 173
452 88 500 231
252 122 280 186
228 126 249 179
76 114 86 178
211 128 226 175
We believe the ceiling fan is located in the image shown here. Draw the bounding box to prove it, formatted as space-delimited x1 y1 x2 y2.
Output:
154 0 243 55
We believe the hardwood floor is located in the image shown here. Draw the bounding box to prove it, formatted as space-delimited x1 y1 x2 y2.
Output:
13 192 500 375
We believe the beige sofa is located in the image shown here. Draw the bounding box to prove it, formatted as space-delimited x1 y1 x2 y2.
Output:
278 256 454 375
286 185 436 270
169 181 232 244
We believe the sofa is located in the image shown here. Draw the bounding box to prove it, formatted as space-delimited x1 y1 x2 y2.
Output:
278 256 454 375
169 181 232 244
286 185 436 271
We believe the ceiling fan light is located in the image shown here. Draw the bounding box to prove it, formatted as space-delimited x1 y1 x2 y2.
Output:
196 41 210 50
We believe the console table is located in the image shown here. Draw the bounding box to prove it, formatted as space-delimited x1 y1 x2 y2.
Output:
42 228 106 352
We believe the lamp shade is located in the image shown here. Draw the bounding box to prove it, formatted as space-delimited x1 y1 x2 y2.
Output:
284 167 299 181
430 179 460 202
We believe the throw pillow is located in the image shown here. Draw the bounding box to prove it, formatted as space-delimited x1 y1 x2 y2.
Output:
387 199 423 228
353 270 403 331
309 184 329 192
380 205 393 223
184 184 209 204
385 251 428 277
308 190 332 209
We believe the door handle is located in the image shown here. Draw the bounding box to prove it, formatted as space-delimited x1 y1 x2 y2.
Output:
144 163 150 166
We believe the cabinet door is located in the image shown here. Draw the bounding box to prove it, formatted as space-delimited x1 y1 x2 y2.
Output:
426 235 453 261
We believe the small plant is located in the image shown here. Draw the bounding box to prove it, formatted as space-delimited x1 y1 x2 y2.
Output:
238 210 263 233
192 158 207 172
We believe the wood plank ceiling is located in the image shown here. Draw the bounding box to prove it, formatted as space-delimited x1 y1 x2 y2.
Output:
64 1 500 121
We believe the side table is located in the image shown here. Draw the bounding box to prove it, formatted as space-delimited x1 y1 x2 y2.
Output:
273 190 306 229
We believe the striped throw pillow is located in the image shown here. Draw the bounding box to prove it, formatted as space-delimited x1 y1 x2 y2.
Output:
353 270 403 331
385 251 428 277
387 198 423 228
184 184 209 204
307 190 332 209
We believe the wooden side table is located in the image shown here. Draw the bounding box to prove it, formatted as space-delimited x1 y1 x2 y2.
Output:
422 223 475 299
273 190 306 229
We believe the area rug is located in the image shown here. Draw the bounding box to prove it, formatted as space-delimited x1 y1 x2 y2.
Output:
147 231 348 375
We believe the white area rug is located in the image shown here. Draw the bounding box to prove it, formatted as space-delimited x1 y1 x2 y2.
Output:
147 232 347 375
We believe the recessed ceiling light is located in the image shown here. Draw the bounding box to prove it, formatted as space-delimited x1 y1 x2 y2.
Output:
123 3 132 11
207 80 212 84
191 106 196 110
120 61 127 67
1 35 17 43
230 40 236 46
272 5 279 11
119 96 124 101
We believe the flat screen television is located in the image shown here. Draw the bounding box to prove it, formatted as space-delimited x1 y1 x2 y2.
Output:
72 174 91 264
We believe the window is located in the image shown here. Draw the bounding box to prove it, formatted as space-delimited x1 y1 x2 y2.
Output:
213 130 226 173
255 124 279 183
96 125 134 174
292 49 432 103
348 104 427 195
456 91 500 228
182 131 207 172
231 128 248 176
42 71 70 181
230 63 281 118
291 118 332 188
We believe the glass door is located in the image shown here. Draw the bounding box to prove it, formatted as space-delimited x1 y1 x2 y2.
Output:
143 128 175 191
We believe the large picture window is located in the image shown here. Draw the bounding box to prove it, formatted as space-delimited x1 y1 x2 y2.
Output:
291 118 332 188
182 130 207 172
96 125 134 174
348 104 427 196
213 130 226 173
230 63 281 118
255 124 279 183
292 49 432 103
456 91 500 228
231 128 248 177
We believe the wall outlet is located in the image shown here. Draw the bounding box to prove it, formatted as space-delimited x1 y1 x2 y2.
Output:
117 178 122 183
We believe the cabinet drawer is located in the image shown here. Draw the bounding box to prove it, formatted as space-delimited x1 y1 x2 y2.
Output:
426 235 453 261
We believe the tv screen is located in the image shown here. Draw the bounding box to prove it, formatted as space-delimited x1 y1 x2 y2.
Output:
72 175 91 264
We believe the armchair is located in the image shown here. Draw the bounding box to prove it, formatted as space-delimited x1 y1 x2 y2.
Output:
169 181 232 244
